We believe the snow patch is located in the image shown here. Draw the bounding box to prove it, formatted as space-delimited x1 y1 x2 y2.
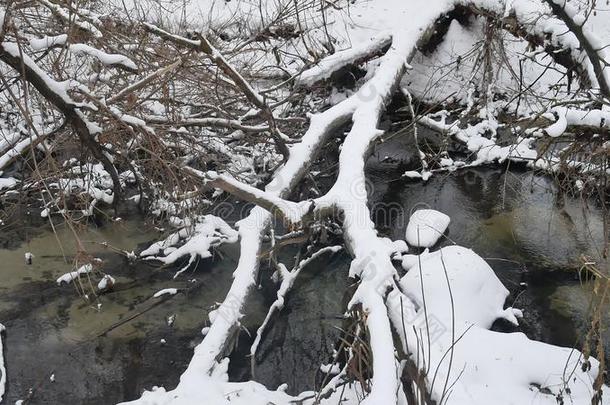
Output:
153 288 178 298
56 263 94 285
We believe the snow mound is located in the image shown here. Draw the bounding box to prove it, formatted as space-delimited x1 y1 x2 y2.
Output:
405 209 450 248
400 246 519 328
391 246 605 404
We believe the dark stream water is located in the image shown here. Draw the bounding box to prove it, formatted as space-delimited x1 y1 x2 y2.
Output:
0 134 608 403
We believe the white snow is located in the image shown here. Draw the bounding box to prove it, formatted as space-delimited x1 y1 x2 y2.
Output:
69 43 138 70
38 0 103 38
0 177 17 190
545 107 610 137
153 288 178 298
92 1 610 404
141 215 238 278
319 363 340 375
29 34 68 51
0 42 73 104
56 263 93 285
97 275 115 291
388 245 604 404
298 33 392 86
405 209 450 248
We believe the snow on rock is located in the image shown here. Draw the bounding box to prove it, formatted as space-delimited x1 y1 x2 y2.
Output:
388 246 607 404
56 263 94 285
153 288 178 298
399 246 519 328
405 209 450 248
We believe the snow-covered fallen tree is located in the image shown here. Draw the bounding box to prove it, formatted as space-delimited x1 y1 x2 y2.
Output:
115 1 608 404
0 0 609 404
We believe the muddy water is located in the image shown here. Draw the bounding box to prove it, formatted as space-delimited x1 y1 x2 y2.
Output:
0 218 267 404
230 146 609 394
367 135 609 377
0 150 608 401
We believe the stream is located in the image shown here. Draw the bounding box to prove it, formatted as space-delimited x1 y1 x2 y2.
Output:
0 136 608 402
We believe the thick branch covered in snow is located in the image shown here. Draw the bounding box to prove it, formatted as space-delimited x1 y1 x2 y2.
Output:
544 107 610 137
297 33 392 86
0 41 122 204
187 168 313 226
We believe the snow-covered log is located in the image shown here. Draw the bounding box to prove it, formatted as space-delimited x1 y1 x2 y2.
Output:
544 107 610 137
297 33 392 86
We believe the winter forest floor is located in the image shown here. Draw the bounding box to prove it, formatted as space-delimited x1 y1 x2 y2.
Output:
0 0 609 404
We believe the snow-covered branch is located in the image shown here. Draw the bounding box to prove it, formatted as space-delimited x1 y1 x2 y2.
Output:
0 40 122 203
297 33 392 86
250 246 342 366
143 22 290 159
544 107 610 137
187 168 313 226
143 115 270 133
543 0 610 99
140 215 238 278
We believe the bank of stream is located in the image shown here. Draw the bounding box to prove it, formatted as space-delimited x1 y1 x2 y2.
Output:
0 134 608 402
